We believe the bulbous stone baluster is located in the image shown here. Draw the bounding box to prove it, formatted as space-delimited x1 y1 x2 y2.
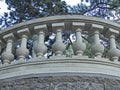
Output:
91 30 104 58
1 33 14 64
52 23 66 56
0 40 2 54
32 35 38 58
0 56 1 65
108 28 120 61
72 22 86 56
91 24 104 58
72 28 86 56
34 25 47 58
16 28 29 61
0 40 3 64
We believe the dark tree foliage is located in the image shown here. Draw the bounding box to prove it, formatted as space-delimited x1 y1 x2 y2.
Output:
0 0 68 28
1 0 120 28
0 0 119 59
70 0 120 20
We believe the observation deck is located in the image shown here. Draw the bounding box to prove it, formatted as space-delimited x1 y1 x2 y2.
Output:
0 15 120 89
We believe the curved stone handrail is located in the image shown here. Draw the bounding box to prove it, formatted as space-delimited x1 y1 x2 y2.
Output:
0 15 120 80
1 15 120 37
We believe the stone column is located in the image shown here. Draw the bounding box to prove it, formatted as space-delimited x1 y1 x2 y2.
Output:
34 25 47 58
0 40 3 64
32 34 38 58
0 40 2 53
52 23 66 56
1 33 14 64
16 28 29 61
91 24 104 58
108 28 120 61
72 22 86 56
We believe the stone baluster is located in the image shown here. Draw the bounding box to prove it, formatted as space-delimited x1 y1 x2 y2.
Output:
52 23 66 56
0 40 3 64
0 61 2 66
16 28 29 61
108 28 120 61
34 25 47 58
72 22 86 56
32 34 38 58
0 40 2 53
91 24 104 58
1 33 14 64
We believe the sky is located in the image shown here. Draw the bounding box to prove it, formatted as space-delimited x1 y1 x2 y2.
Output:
0 0 81 16
63 0 80 6
0 0 8 15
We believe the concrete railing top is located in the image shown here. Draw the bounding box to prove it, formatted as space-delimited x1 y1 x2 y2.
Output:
0 15 120 38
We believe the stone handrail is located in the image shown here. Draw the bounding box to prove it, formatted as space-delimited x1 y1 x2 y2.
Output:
0 15 120 79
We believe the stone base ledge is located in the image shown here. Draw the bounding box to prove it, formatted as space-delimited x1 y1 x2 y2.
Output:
0 59 120 80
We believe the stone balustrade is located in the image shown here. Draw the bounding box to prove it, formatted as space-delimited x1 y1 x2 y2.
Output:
0 15 120 80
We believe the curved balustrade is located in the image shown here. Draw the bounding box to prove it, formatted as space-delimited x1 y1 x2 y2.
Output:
0 15 120 79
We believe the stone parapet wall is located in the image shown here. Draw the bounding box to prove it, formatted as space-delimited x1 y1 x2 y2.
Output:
0 15 120 90
0 75 120 90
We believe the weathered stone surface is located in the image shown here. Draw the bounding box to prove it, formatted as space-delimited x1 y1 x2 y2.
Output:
104 84 120 90
0 76 120 90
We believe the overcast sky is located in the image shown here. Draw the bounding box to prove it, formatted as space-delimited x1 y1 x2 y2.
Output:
0 0 8 16
63 0 80 6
